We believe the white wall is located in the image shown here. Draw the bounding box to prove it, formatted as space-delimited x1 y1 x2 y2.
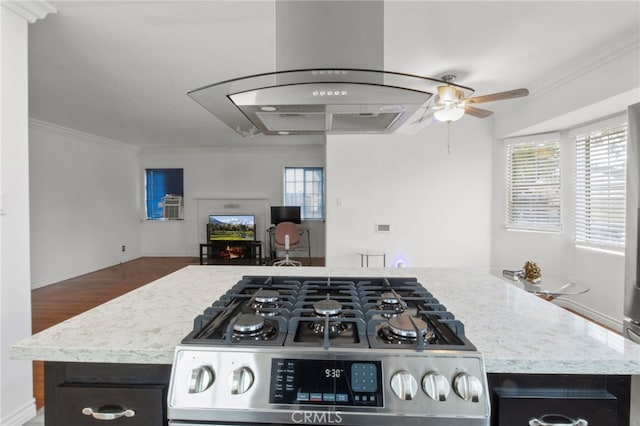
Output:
139 144 326 259
0 6 36 425
30 121 142 288
326 118 493 268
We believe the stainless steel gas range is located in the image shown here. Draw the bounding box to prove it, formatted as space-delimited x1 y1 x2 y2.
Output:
168 276 490 425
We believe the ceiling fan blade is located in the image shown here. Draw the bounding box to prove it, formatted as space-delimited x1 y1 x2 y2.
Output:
466 88 529 105
465 105 494 118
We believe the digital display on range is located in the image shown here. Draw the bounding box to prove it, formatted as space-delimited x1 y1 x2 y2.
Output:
269 358 383 407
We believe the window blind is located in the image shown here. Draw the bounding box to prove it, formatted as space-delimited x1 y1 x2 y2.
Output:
506 139 561 232
575 123 627 250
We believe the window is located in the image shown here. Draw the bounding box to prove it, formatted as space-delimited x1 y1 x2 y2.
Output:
145 168 184 220
575 122 627 250
505 138 561 232
284 167 324 220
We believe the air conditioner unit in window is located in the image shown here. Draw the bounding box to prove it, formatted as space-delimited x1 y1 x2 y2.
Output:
163 195 183 220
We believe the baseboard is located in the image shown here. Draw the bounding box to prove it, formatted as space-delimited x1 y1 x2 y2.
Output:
2 398 36 426
553 298 623 334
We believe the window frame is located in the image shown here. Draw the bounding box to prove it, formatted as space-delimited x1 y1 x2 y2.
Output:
283 166 325 220
505 136 562 233
572 116 628 252
145 168 184 220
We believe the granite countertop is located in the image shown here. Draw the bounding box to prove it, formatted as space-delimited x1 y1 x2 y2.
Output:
11 266 640 375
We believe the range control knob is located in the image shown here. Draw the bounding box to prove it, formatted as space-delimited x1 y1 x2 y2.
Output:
229 367 254 395
422 372 450 401
188 366 214 394
453 373 483 402
390 371 418 401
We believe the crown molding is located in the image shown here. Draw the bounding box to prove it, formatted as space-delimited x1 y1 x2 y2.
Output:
139 143 326 155
1 0 56 23
30 118 139 151
526 25 640 101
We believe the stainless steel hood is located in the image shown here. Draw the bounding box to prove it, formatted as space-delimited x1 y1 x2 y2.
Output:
187 69 473 137
187 1 473 137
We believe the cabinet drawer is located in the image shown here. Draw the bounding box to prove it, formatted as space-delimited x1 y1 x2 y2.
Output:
55 383 165 426
494 390 617 425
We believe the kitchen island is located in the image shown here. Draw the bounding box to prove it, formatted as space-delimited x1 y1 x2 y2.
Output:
11 266 640 425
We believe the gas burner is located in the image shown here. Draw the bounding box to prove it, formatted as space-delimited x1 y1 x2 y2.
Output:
250 289 281 316
309 299 347 336
255 289 280 303
378 291 408 317
378 315 436 345
388 315 428 338
313 299 343 316
308 318 349 337
231 313 277 341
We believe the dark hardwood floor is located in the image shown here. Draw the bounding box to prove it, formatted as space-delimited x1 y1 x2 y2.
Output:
30 257 197 409
30 255 325 408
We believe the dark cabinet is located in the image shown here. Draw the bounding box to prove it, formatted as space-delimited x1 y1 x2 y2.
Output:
55 384 165 425
488 374 630 426
44 362 171 426
494 389 617 425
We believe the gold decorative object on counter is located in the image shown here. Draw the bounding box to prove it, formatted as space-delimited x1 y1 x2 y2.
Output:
523 261 541 282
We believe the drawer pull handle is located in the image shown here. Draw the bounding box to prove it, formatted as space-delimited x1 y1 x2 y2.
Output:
82 406 136 420
529 414 588 426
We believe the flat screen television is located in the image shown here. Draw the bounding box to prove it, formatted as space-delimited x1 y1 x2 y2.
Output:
271 206 301 225
208 215 256 241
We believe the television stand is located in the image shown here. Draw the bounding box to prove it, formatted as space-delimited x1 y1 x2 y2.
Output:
199 240 262 265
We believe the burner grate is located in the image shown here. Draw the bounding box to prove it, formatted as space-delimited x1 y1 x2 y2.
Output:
181 275 476 352
286 317 369 349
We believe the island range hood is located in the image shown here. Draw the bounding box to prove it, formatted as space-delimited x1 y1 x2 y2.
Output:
187 69 474 137
187 1 473 137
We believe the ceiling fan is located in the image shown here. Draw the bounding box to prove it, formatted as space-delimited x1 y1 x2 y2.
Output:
415 75 529 124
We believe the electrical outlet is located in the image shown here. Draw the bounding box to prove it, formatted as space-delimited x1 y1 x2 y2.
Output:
121 245 126 252
375 224 391 232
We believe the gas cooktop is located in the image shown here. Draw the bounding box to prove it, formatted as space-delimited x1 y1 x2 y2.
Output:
183 275 475 351
168 275 490 426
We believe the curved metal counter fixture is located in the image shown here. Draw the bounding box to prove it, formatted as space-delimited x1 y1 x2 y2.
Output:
514 276 589 301
492 269 589 301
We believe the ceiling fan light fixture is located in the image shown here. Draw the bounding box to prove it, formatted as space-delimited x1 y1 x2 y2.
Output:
437 85 457 103
434 105 465 123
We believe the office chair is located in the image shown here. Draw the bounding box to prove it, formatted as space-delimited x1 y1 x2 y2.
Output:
272 221 302 266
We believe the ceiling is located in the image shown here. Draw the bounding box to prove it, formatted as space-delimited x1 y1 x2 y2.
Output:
28 1 640 148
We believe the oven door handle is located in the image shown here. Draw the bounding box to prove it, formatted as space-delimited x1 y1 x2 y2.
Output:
82 406 136 420
529 414 588 426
